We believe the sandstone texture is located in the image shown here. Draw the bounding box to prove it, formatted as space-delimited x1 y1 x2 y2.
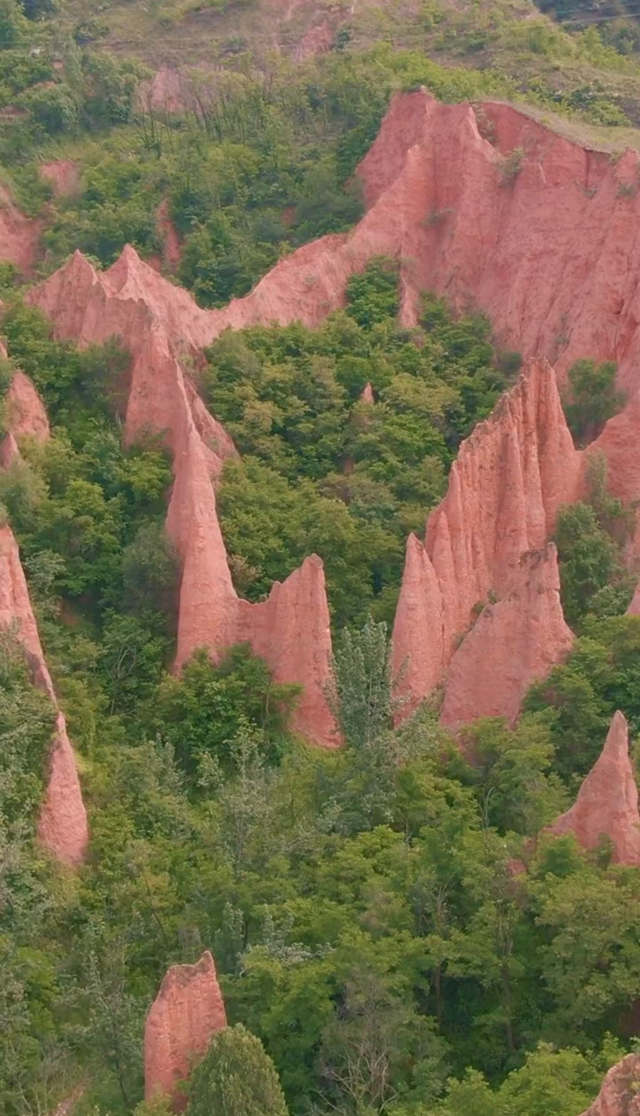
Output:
579 1054 640 1115
5 370 50 441
24 87 640 393
0 524 88 864
0 367 50 466
39 160 80 197
144 950 227 1110
550 711 640 865
440 544 573 728
392 359 579 717
33 88 640 741
0 184 40 273
30 247 339 746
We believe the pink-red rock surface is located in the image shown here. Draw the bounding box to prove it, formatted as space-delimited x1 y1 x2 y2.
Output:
39 160 80 197
550 711 640 865
579 1054 640 1115
34 89 640 739
440 544 573 728
30 248 339 746
4 369 50 442
0 524 88 864
0 184 40 273
392 359 579 718
144 950 227 1111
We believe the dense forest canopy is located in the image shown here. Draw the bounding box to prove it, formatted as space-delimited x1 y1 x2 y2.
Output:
1 0 640 1113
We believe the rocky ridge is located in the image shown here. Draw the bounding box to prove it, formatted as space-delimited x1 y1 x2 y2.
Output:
29 248 338 746
22 89 640 740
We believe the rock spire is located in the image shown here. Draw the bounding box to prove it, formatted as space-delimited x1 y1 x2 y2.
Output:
144 951 227 1111
30 247 338 746
392 359 579 721
549 711 640 865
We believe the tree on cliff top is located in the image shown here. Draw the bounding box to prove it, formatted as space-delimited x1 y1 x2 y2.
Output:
186 1024 289 1116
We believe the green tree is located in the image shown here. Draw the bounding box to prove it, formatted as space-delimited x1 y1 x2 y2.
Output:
563 359 624 445
187 1023 289 1116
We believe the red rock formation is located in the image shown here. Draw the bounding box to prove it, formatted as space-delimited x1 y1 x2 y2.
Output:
0 184 40 273
144 950 227 1111
24 87 640 396
39 160 80 197
156 199 182 271
392 359 580 715
0 524 88 864
440 544 573 728
550 711 640 865
579 1053 640 1115
30 248 338 746
4 370 50 442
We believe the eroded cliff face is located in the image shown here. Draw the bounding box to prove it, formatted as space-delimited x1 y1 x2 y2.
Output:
0 366 88 864
144 950 226 1111
0 524 88 865
0 185 40 274
550 711 640 865
579 1054 640 1116
30 86 640 742
440 544 573 729
392 359 579 720
30 247 339 746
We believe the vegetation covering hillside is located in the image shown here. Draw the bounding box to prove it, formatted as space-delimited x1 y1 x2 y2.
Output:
3 0 640 1114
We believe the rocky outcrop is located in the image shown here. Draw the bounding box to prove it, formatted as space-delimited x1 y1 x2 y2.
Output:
0 184 40 273
440 544 573 728
0 524 88 864
26 88 640 394
550 711 640 865
579 1053 640 1115
392 359 580 716
30 248 339 746
39 160 80 197
4 370 50 442
144 950 226 1111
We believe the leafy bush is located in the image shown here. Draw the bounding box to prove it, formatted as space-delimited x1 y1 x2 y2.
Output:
187 1024 289 1116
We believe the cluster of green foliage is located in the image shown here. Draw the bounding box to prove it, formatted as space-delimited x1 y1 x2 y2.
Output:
555 453 634 628
206 259 512 627
563 357 625 446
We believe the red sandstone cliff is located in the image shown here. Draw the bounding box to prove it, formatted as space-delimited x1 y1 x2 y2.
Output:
144 950 226 1111
33 87 640 740
392 359 579 718
30 248 339 746
0 524 88 864
440 544 573 729
0 184 40 274
550 711 640 865
579 1054 640 1115
23 88 640 395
